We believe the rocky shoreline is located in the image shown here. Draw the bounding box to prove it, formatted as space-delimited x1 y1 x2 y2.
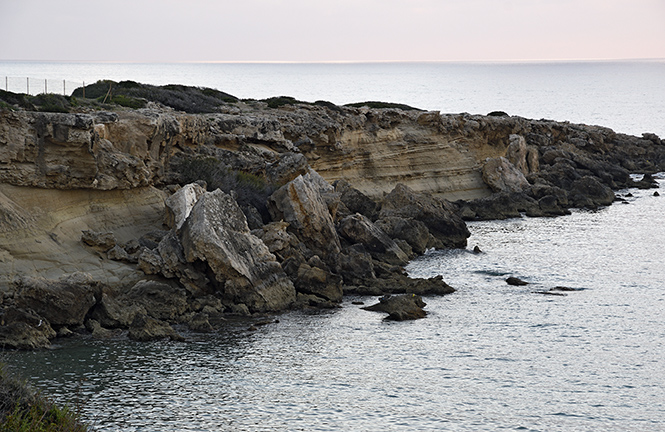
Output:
0 85 663 349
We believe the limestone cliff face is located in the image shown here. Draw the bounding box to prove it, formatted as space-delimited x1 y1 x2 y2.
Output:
1 98 664 348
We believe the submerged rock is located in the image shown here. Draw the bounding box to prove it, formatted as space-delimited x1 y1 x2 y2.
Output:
506 276 529 286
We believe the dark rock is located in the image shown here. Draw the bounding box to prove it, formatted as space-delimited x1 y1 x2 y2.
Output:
294 262 343 303
334 179 379 220
187 312 214 332
374 217 432 255
0 307 56 349
633 173 659 189
506 276 529 286
362 294 427 321
338 213 409 265
338 245 376 285
14 273 100 328
532 291 566 296
379 184 469 248
550 286 582 292
123 280 189 322
81 230 116 252
128 313 184 342
655 191 660 196
473 245 482 254
569 176 616 208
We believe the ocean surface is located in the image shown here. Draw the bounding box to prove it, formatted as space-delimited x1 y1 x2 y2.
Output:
1 61 665 431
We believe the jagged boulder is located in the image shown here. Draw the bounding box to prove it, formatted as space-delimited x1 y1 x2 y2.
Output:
89 291 147 329
14 273 100 328
123 280 189 322
294 261 343 303
379 184 469 248
374 216 432 255
164 183 206 230
506 134 539 175
569 176 616 208
362 294 428 321
0 307 56 350
128 313 184 342
181 189 296 312
482 156 531 193
337 213 409 266
334 179 379 220
268 172 342 265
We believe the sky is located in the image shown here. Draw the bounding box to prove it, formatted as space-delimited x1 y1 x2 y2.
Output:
1 0 664 62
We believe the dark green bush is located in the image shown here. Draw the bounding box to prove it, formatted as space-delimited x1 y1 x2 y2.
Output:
172 156 278 221
487 111 509 117
264 96 301 109
71 80 238 113
344 101 422 111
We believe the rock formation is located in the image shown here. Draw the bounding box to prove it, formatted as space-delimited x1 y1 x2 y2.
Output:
0 86 663 348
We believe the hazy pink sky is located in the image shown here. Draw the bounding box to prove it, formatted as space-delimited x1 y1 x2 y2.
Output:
1 0 664 62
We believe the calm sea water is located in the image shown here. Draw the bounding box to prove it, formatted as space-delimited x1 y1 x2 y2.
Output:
2 62 665 431
1 60 664 138
4 177 664 431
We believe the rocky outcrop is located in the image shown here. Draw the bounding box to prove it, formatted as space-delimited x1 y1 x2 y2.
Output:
180 189 296 312
268 172 342 266
378 184 470 248
362 294 428 321
1 91 664 347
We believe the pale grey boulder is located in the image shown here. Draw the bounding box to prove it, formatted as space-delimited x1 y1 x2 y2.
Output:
180 189 296 312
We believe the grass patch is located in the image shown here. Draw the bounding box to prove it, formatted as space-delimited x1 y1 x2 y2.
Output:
0 363 89 432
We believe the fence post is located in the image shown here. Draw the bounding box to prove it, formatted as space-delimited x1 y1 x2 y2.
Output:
63 80 66 96
83 81 85 99
45 79 47 94
5 76 6 92
27 77 29 95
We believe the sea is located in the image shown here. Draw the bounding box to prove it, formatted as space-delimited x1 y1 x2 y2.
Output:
1 61 665 431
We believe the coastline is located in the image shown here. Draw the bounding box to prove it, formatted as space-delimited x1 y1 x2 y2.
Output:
0 82 663 350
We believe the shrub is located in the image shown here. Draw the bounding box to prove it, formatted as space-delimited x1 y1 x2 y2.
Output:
344 101 422 111
0 364 89 432
487 111 509 117
71 80 238 113
172 156 278 221
30 94 71 113
264 96 300 109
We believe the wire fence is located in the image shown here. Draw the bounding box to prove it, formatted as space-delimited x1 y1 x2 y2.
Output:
2 76 86 97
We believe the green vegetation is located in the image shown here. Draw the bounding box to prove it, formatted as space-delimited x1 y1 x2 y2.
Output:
344 101 423 111
487 111 509 117
0 90 72 113
71 80 238 113
172 156 278 220
0 364 89 432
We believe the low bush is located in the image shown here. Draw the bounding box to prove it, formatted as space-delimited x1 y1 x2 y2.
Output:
72 81 238 113
0 364 89 432
172 156 278 221
344 101 422 111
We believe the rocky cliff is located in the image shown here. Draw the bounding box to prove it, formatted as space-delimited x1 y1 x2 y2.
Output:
1 94 663 348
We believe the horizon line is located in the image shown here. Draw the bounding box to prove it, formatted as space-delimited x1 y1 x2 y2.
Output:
2 57 664 65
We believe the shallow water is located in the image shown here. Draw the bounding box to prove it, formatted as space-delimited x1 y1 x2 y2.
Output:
4 178 665 431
